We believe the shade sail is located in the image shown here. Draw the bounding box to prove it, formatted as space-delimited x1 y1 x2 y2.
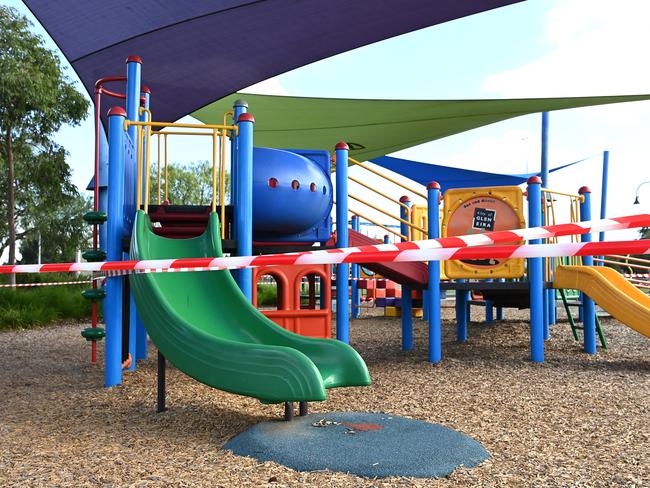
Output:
369 156 584 189
193 93 650 162
24 1 521 123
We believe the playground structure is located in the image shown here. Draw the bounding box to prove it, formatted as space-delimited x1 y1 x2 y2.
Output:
76 57 371 416
334 152 650 363
2 55 649 418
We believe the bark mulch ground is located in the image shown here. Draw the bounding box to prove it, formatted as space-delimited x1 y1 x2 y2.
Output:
0 307 648 487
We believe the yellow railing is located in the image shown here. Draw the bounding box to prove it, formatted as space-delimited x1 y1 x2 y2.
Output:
124 118 237 239
339 157 428 241
541 188 584 273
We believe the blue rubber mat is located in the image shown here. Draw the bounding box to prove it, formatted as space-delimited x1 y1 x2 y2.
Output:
224 412 489 478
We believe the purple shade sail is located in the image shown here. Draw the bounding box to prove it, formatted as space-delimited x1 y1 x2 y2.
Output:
24 0 522 123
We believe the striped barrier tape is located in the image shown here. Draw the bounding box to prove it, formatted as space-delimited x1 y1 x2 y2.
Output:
0 214 648 276
1 239 649 276
0 280 94 288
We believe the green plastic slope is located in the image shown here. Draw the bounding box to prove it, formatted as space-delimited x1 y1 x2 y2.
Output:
129 210 370 402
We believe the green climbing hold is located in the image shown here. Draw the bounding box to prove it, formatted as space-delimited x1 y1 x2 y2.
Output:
83 211 107 225
81 327 105 341
82 249 107 262
82 288 106 301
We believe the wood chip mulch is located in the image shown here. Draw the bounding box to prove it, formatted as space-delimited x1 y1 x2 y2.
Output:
0 307 648 487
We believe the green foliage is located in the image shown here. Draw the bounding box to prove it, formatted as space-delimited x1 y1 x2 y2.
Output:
0 6 88 142
149 160 230 205
0 279 92 330
18 194 92 264
0 5 89 271
257 284 278 307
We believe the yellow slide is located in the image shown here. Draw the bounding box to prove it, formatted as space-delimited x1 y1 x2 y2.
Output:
553 265 650 338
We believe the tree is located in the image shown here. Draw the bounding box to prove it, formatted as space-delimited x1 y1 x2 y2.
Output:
18 194 91 264
0 6 89 282
149 160 230 206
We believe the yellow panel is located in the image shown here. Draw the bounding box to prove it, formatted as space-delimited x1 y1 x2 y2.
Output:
410 205 428 241
442 186 525 279
385 306 401 317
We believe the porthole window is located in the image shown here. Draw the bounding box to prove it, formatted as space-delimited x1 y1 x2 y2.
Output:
268 177 278 188
291 179 300 190
310 182 316 192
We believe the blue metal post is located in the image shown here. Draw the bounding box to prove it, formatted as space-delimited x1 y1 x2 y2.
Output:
527 176 544 362
541 111 555 333
496 278 504 320
485 282 494 325
234 113 254 300
580 186 597 354
399 196 413 351
105 107 127 387
125 56 142 142
455 283 468 343
540 111 549 187
231 99 248 216
427 182 442 362
123 56 143 371
599 150 609 247
335 142 350 343
350 215 360 319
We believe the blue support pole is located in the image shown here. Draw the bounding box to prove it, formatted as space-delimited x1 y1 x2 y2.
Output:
231 99 248 221
350 215 360 319
580 186 597 355
455 283 468 343
105 107 127 387
496 278 504 320
540 111 550 187
234 113 254 300
527 176 544 362
335 142 350 343
399 196 413 351
599 150 609 248
125 56 142 143
122 56 142 372
427 182 442 363
485 297 494 324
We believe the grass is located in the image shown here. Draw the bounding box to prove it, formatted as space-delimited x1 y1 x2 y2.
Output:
257 284 278 307
0 273 93 330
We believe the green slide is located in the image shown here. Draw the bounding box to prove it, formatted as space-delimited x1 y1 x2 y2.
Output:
129 210 370 403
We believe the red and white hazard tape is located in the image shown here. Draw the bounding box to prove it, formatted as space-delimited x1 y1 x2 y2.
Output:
0 280 93 288
0 214 648 276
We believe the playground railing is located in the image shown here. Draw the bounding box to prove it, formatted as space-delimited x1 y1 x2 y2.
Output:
124 118 237 239
541 188 584 276
594 255 650 289
342 157 427 241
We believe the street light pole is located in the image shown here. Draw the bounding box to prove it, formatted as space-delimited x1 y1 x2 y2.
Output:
634 180 650 204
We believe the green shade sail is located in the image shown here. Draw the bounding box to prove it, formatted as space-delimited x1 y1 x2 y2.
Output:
193 94 650 162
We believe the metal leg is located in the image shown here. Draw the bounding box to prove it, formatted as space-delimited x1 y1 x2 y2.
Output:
157 351 166 413
299 401 308 416
284 402 294 421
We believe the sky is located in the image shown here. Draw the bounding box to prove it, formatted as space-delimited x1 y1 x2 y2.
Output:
6 0 650 245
